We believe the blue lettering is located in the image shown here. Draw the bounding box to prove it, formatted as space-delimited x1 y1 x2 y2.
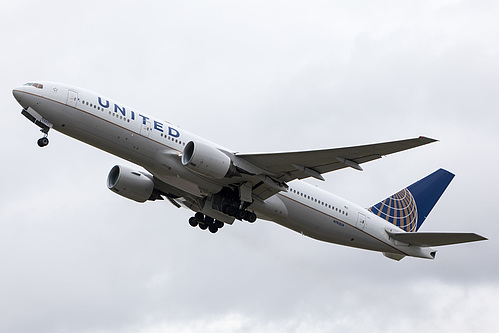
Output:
333 220 344 227
154 121 164 132
114 104 126 116
98 97 110 108
139 114 149 125
168 127 180 138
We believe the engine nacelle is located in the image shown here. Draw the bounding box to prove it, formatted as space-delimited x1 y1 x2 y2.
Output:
182 141 232 179
107 165 155 203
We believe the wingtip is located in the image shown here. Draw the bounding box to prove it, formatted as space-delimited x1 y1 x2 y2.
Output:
419 136 439 143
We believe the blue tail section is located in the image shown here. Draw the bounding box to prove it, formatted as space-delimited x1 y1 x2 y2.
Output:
368 169 455 232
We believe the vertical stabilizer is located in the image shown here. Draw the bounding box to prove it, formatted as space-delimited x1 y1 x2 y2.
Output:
369 169 454 232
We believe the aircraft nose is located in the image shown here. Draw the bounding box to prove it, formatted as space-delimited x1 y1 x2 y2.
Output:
13 87 28 109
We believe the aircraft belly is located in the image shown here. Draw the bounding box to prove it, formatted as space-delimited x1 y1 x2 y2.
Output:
148 150 225 197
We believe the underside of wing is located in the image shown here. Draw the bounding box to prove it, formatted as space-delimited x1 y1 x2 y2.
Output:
236 136 437 183
387 231 488 247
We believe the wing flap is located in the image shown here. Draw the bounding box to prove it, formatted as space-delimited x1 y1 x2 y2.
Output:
387 231 487 247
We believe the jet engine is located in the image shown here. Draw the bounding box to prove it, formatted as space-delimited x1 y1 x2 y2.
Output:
107 165 156 203
182 141 234 179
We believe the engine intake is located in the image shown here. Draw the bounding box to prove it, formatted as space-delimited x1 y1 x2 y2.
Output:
107 165 156 203
182 141 234 179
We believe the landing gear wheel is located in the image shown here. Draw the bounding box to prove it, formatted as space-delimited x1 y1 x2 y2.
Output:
204 216 214 225
224 206 237 217
215 220 224 229
208 225 218 233
195 212 204 222
199 223 208 230
188 217 198 227
246 212 257 223
236 209 247 220
37 137 49 147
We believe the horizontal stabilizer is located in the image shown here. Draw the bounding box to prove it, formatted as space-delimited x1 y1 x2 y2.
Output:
387 231 487 247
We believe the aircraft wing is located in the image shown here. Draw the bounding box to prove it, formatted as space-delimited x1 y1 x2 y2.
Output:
237 136 437 184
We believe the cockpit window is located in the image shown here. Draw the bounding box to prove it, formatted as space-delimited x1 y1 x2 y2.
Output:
24 83 44 89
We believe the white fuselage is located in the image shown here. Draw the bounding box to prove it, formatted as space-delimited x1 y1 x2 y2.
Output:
13 82 435 259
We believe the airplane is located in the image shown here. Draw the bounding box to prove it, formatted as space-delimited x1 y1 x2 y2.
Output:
12 81 487 260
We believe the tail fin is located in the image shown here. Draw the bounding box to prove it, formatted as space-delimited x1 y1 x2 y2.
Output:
368 169 455 232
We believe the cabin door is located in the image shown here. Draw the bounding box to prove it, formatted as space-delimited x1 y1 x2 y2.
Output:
140 119 152 137
67 90 78 107
357 213 366 230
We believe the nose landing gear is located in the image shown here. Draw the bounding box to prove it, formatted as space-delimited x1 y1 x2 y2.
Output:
37 128 50 147
20 108 52 148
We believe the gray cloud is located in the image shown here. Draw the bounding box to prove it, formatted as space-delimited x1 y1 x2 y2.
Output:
0 1 497 332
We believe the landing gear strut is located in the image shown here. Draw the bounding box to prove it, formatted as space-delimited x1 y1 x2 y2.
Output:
188 213 224 233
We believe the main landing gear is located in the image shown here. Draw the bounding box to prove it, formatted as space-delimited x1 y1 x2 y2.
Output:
211 187 257 223
188 212 225 233
37 128 49 147
187 188 258 234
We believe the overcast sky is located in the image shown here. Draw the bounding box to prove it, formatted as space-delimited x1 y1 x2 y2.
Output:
1 1 498 332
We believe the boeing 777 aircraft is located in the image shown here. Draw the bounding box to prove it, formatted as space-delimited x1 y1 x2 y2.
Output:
12 81 486 260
